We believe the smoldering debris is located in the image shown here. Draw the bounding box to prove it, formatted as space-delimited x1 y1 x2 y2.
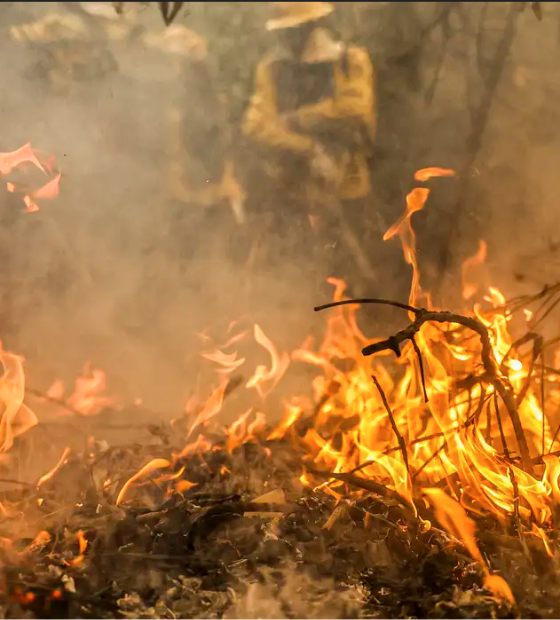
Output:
0 426 530 620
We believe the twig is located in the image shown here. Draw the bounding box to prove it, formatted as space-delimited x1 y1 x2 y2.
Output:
371 374 409 473
0 478 35 487
411 336 429 403
24 386 82 417
485 396 493 444
541 352 546 458
315 299 534 475
308 468 415 514
494 391 520 530
314 298 418 314
434 2 519 289
411 442 446 481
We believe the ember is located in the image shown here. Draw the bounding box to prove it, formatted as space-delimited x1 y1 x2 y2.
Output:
3 161 560 618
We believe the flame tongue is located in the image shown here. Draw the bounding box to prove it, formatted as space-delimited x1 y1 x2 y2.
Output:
0 345 38 453
424 488 515 605
0 142 61 213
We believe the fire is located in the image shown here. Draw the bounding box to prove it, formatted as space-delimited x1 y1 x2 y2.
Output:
423 488 514 604
246 324 290 397
45 365 116 416
0 142 61 213
7 147 560 607
37 447 71 487
116 458 171 506
0 344 38 453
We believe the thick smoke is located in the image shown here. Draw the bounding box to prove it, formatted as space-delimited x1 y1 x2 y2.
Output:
0 1 558 426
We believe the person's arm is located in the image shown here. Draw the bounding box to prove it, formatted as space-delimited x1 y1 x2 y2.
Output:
294 47 377 141
242 58 315 154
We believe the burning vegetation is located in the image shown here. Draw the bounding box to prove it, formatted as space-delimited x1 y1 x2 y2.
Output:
1 149 560 618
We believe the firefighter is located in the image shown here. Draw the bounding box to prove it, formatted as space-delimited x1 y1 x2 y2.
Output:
242 2 377 280
146 24 246 262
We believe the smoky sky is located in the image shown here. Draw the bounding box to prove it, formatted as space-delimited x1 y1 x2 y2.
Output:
0 1 558 421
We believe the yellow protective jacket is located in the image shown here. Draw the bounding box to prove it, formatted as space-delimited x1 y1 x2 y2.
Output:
242 36 376 201
166 59 245 212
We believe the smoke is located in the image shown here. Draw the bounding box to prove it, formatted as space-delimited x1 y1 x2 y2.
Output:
0 2 325 417
0 1 559 425
224 564 364 619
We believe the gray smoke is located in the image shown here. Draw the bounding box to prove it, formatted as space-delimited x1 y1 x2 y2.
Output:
0 1 558 422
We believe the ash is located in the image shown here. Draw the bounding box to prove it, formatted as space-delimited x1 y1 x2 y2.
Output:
0 424 552 619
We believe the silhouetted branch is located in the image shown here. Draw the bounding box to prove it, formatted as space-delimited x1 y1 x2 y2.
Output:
371 374 409 473
315 298 534 475
435 2 520 289
411 336 429 403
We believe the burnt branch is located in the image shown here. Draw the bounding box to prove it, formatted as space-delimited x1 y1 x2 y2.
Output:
411 335 429 403
158 2 186 26
494 392 520 529
315 299 534 475
371 374 409 473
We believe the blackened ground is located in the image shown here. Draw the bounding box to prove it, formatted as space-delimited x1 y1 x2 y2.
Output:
0 421 557 620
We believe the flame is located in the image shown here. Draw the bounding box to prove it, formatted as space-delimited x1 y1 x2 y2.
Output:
251 166 560 534
0 142 61 213
46 365 116 416
117 162 560 599
116 458 171 505
246 324 290 397
383 187 430 307
0 345 38 453
424 488 514 604
531 522 553 557
414 167 456 182
268 403 302 441
70 530 88 566
202 349 246 375
176 479 198 493
188 383 227 435
37 447 71 487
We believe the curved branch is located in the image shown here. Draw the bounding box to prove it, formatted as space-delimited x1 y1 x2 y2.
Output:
316 299 534 475
314 298 419 314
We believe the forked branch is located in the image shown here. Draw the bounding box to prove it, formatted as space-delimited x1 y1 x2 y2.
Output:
314 299 534 475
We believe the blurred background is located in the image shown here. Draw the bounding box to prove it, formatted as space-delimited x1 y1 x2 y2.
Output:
0 1 556 417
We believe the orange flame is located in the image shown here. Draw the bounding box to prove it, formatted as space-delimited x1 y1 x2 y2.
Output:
46 365 116 416
70 530 88 566
414 167 456 182
188 383 227 435
37 447 71 487
119 163 560 582
383 187 430 307
0 142 61 213
0 344 38 453
424 488 514 604
246 324 290 397
116 458 171 506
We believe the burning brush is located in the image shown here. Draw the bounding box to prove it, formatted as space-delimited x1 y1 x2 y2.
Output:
2 161 560 617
